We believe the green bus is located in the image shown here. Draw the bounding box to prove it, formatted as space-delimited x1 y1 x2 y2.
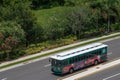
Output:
49 43 108 74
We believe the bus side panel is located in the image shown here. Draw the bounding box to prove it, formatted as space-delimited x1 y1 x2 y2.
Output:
85 55 101 66
62 65 73 73
62 60 85 73
74 60 85 70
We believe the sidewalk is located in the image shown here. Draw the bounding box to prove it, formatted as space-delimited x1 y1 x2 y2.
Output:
0 32 120 69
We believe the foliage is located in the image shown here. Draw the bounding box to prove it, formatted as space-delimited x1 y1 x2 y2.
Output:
0 0 120 62
45 10 67 40
29 23 44 44
65 7 91 39
0 21 25 44
0 50 25 61
0 21 25 60
25 36 77 55
30 0 65 9
64 0 84 6
0 0 36 46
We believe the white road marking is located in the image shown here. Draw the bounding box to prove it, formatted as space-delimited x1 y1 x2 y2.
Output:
103 72 120 80
1 78 7 80
44 64 51 67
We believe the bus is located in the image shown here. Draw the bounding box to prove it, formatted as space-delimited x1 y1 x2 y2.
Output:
49 43 108 74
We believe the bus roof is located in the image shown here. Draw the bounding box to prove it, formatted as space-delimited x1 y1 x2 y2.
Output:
50 43 108 60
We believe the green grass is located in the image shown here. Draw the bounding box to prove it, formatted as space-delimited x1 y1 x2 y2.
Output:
0 33 120 69
34 6 72 27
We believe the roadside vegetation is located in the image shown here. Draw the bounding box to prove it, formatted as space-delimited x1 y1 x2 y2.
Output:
0 0 120 62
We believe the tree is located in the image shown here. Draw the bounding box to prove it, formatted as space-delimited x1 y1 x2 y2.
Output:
0 21 25 60
29 23 44 44
0 22 25 43
102 0 120 32
0 0 36 46
64 0 85 6
66 7 91 39
0 21 25 44
86 0 120 32
30 0 65 9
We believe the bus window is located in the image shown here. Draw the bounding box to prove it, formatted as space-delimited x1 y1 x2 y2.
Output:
97 50 101 55
86 54 89 59
82 55 85 60
51 59 62 66
69 58 73 64
102 48 106 54
75 56 78 62
78 56 81 61
90 54 94 58
63 60 68 66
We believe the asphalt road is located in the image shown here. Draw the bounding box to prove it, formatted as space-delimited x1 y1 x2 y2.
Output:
0 37 120 80
80 64 120 80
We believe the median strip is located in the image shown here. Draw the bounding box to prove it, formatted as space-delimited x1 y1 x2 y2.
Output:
0 32 120 70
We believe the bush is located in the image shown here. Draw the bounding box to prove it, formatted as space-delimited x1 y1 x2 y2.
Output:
25 36 77 55
111 23 120 31
9 50 25 59
25 46 45 55
0 52 7 61
0 49 25 62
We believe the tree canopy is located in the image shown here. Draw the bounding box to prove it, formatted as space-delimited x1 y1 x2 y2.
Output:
0 0 120 62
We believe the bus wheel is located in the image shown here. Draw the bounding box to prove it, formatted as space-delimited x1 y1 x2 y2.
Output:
69 68 74 74
94 60 98 65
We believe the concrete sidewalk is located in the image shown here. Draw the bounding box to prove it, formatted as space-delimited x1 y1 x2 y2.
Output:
0 32 120 70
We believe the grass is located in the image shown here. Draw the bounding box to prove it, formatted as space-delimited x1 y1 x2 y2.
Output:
0 33 120 69
35 7 62 26
34 6 72 27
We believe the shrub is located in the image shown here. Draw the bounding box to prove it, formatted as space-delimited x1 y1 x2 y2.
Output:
25 36 77 55
111 23 120 31
25 46 45 55
9 50 25 59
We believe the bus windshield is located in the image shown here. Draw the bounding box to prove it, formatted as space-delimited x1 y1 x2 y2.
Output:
51 59 62 66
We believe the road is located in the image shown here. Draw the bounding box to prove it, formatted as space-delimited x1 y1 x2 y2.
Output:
0 37 120 80
80 64 120 80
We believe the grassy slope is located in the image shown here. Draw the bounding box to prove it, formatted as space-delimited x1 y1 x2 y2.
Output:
34 6 72 27
35 7 62 26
